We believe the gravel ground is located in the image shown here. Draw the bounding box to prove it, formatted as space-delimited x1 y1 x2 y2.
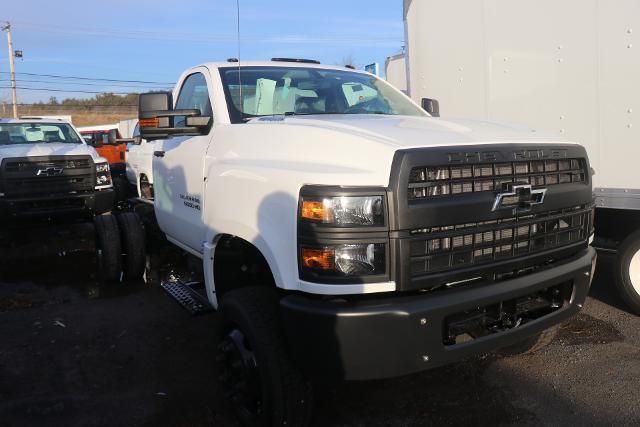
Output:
0 226 638 426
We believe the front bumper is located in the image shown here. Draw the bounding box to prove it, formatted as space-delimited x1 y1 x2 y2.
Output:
280 246 596 381
0 188 114 219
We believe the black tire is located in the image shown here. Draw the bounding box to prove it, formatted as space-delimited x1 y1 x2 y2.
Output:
117 212 146 280
614 230 640 315
94 214 122 282
217 287 313 427
498 326 559 356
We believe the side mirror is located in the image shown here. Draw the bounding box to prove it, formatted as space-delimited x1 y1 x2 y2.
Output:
421 98 440 117
107 129 118 145
139 91 212 141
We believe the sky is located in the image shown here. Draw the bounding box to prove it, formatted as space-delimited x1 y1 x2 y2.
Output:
0 0 404 103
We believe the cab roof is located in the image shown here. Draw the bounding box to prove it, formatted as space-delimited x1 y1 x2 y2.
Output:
0 117 72 124
197 60 371 75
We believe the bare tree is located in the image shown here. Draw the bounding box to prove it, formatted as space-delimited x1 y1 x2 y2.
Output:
340 54 357 68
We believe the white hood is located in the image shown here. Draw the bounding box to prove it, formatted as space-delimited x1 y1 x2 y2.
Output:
0 142 103 163
216 114 577 191
252 114 568 149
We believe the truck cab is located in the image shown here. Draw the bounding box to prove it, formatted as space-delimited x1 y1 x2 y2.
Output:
138 59 597 426
0 118 114 220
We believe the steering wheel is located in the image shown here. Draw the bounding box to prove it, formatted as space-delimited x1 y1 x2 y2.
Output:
344 105 369 114
344 98 387 114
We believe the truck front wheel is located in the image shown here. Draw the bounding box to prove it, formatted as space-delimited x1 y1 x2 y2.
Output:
615 230 640 315
117 212 146 280
217 287 313 426
497 326 559 356
94 214 122 282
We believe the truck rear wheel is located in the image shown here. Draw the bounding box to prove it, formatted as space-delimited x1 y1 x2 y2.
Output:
117 212 146 280
497 326 559 356
614 230 640 315
217 287 313 426
94 214 122 282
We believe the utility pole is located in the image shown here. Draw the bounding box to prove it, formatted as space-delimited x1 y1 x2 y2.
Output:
2 22 18 118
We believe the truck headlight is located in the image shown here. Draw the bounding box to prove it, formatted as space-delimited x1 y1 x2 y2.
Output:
300 195 384 226
300 243 386 276
95 162 112 186
298 187 389 283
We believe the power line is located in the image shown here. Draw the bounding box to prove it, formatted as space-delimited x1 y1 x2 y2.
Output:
17 103 137 108
0 78 171 89
0 71 172 85
0 86 135 95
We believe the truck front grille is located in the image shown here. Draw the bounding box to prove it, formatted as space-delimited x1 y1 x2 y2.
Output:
409 205 592 276
1 156 95 197
408 158 586 199
4 158 92 173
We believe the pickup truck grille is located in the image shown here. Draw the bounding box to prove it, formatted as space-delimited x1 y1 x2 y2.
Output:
0 156 95 197
389 144 593 292
409 205 592 276
408 158 586 199
4 158 92 173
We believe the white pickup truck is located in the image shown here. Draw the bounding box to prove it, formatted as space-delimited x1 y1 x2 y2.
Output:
118 119 155 200
0 118 145 281
138 59 597 425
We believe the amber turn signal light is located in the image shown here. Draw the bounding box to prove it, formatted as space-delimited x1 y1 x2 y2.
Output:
139 118 160 128
301 247 334 270
301 199 332 222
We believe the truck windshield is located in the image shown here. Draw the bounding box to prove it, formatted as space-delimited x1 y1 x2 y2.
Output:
0 123 83 145
219 66 427 123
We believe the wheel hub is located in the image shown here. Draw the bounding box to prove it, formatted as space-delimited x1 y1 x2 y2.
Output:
217 328 262 421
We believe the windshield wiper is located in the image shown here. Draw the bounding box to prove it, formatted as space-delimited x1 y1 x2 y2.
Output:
284 112 349 116
284 111 391 116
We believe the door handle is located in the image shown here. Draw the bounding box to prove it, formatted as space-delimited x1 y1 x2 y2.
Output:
153 150 165 158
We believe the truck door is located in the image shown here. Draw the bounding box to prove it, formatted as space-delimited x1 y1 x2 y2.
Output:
153 71 214 253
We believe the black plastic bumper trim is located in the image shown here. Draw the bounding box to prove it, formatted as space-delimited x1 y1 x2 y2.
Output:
280 246 596 381
0 188 114 219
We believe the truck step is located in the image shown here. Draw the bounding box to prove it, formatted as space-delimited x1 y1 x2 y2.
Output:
160 281 213 315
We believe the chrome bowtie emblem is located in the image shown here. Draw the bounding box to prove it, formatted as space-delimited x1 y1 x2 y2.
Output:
492 183 546 213
36 167 64 176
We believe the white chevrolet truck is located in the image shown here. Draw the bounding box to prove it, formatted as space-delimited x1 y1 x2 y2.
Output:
138 59 597 425
0 118 145 281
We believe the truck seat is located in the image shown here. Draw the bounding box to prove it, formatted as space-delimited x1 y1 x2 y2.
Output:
44 130 62 142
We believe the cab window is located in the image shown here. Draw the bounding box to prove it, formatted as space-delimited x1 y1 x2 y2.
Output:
174 73 213 128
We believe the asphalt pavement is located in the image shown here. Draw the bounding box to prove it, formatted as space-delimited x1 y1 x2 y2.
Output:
0 229 638 427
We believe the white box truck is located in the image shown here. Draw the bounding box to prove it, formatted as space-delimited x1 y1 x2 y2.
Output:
385 52 407 93
403 0 640 314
